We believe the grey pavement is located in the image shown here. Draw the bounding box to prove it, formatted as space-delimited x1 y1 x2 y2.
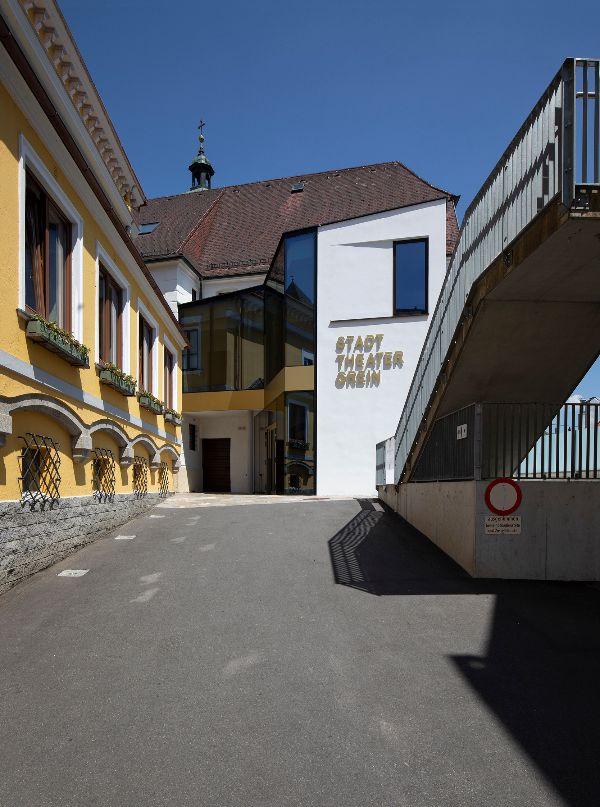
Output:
0 496 598 807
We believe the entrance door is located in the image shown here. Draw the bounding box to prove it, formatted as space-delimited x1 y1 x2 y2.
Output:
202 438 231 492
265 424 277 494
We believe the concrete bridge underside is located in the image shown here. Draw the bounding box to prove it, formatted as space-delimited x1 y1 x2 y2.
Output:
382 200 600 580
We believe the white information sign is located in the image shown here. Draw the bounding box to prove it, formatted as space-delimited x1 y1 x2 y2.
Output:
485 515 521 534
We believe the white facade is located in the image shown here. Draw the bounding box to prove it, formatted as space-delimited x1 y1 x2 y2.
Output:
148 259 200 314
179 410 255 493
316 199 448 496
202 273 267 299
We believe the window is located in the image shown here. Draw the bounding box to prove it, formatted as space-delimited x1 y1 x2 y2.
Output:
189 423 197 451
393 238 428 315
183 329 199 371
25 171 72 330
191 288 197 302
18 433 61 505
133 455 148 497
302 349 314 366
98 265 122 366
138 222 159 235
288 401 308 443
139 316 154 392
92 448 115 501
164 347 174 409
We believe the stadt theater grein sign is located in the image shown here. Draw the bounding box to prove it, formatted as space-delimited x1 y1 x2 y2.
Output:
334 333 404 389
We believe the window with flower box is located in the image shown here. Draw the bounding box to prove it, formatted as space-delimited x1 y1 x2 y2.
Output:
25 171 72 331
98 265 123 367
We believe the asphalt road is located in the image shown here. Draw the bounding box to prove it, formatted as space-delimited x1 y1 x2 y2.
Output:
0 497 598 807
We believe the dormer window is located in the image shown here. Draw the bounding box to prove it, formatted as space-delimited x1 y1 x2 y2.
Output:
138 222 159 235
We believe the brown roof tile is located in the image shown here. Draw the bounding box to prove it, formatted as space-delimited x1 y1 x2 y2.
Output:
133 161 459 278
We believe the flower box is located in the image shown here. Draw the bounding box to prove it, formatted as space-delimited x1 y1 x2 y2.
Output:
99 367 136 397
287 438 310 451
138 393 163 415
26 319 89 367
164 411 182 426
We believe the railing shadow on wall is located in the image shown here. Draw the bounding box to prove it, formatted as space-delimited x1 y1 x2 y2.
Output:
328 499 600 805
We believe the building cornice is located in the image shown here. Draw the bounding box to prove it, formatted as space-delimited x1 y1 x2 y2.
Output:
0 24 187 347
4 0 145 213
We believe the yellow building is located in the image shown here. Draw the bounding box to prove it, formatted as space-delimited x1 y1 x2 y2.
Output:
0 0 187 592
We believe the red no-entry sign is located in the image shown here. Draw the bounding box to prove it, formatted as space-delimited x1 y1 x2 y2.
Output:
484 478 522 515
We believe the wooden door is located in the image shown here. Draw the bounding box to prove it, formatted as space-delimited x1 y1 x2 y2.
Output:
202 438 231 492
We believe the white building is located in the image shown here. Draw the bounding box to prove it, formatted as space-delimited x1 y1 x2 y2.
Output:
134 142 459 496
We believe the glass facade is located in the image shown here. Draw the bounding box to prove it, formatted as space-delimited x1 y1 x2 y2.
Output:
180 289 265 393
284 390 315 494
181 228 317 495
265 229 316 381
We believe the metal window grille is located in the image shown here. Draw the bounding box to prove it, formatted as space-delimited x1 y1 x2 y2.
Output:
92 448 116 502
133 455 148 498
158 461 170 497
18 433 61 507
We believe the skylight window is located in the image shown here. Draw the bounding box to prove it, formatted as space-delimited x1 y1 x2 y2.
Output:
138 222 159 235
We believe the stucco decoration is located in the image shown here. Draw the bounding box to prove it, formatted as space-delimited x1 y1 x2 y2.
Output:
159 444 181 473
89 419 133 467
130 434 161 469
0 394 91 461
0 397 180 471
18 0 144 207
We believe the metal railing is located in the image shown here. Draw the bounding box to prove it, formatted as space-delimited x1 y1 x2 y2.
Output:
386 401 600 484
392 59 600 484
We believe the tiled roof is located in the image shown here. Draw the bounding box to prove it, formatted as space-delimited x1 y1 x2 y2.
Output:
133 161 459 278
133 189 220 262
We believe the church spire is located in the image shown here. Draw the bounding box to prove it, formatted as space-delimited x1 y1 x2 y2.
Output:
188 119 215 192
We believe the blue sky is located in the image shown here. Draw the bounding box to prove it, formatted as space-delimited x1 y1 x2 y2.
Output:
60 0 600 395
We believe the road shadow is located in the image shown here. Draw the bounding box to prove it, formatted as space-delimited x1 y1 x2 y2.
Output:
328 498 600 806
328 498 474 595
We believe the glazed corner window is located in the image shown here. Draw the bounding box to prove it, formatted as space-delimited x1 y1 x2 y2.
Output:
164 347 174 409
393 238 428 315
25 171 72 330
98 266 123 366
139 316 154 392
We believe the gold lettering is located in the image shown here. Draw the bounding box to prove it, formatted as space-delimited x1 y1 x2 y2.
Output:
355 353 364 370
383 352 392 369
356 371 365 387
366 353 375 369
364 334 374 351
375 334 384 350
336 372 346 387
370 370 380 386
336 336 346 353
345 335 354 351
335 355 344 370
393 350 404 368
344 355 354 370
375 352 383 369
354 335 364 351
346 371 356 387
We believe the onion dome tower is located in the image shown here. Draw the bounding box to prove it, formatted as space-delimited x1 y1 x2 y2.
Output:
188 119 215 191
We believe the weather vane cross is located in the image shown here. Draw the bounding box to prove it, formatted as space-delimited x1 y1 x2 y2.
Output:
198 119 206 139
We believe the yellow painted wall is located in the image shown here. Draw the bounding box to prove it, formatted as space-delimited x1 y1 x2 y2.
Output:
0 78 183 500
0 81 182 419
